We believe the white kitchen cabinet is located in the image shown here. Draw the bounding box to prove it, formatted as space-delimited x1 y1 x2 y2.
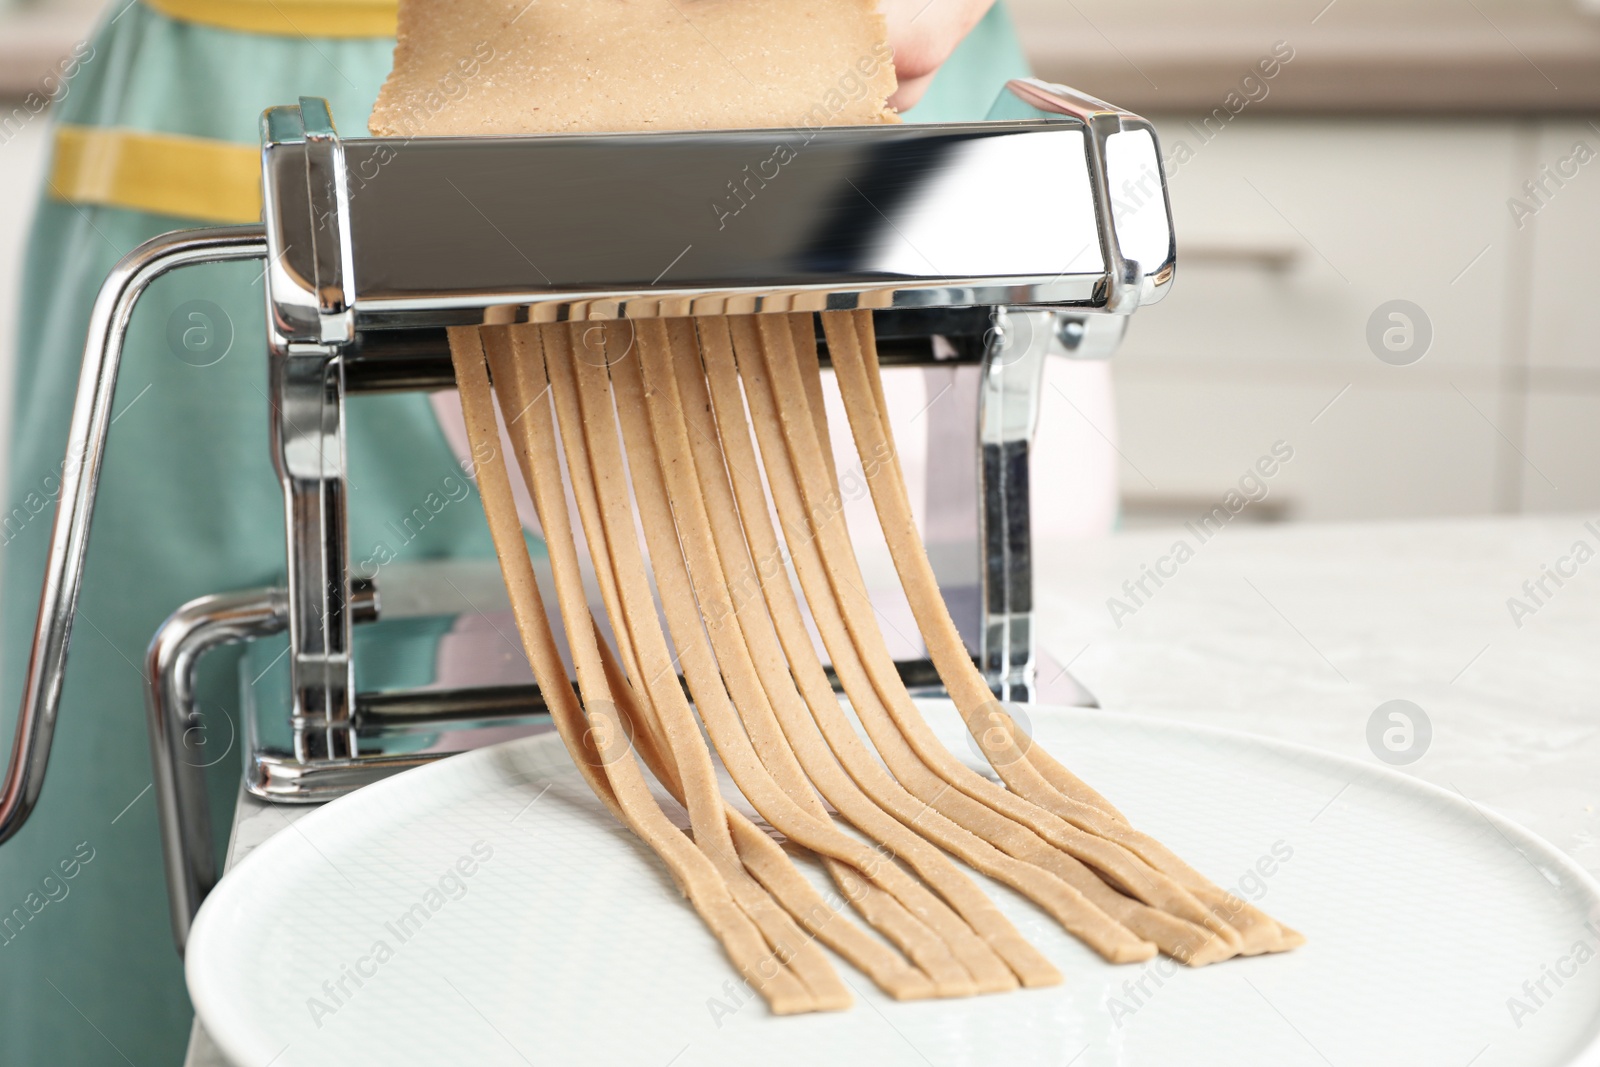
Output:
1113 372 1502 522
1108 115 1595 522
1525 121 1600 376
1520 392 1600 513
1519 119 1600 513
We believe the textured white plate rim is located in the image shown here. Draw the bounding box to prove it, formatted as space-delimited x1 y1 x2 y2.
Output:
186 702 1600 1067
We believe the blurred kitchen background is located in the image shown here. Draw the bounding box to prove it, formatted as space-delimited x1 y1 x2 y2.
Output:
2 0 1598 525
1012 0 1600 525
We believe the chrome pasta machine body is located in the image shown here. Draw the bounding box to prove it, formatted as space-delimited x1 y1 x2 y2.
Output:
0 79 1175 950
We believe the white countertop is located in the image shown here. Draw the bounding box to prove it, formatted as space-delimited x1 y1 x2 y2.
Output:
185 513 1600 1064
1035 514 1600 881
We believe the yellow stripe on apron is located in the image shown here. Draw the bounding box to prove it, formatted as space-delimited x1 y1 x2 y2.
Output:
141 0 396 37
48 125 261 224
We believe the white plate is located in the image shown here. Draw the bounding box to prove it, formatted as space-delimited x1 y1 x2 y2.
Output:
188 702 1600 1067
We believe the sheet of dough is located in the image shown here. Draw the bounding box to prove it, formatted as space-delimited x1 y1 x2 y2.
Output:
373 0 898 136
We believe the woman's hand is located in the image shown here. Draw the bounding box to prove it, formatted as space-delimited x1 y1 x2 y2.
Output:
880 0 999 110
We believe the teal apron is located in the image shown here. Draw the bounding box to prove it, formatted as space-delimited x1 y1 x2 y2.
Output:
0 6 1030 1061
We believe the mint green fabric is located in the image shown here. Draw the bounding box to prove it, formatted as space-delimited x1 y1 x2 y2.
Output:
0 4 1029 1062
912 2 1032 125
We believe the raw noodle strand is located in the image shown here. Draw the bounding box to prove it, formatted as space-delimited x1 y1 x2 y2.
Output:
539 323 938 1001
447 326 812 1014
826 312 1297 956
749 316 1239 945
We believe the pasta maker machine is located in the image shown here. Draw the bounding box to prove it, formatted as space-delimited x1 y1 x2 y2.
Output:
0 79 1175 951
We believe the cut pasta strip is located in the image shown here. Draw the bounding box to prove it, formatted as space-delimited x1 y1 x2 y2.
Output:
482 328 846 1008
539 319 977 997
822 310 1300 955
744 315 1246 949
723 317 1235 964
612 322 1013 995
825 311 1303 954
490 326 874 1006
454 299 1298 1004
565 327 970 998
448 326 816 1014
531 322 943 1001
698 318 1196 964
658 318 1061 988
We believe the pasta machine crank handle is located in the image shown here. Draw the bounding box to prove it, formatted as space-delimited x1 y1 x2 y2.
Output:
0 225 270 846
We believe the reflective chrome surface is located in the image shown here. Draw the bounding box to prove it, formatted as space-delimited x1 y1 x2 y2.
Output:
978 309 1053 701
993 78 1177 314
263 80 1177 341
145 587 290 953
343 124 1100 321
271 339 360 765
263 99 354 344
1053 312 1128 361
